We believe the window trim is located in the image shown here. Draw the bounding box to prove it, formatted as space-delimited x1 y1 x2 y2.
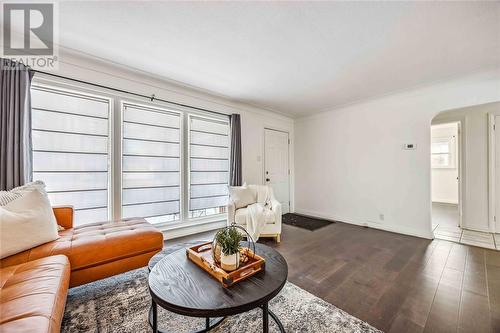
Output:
31 79 230 228
31 83 114 223
187 113 230 219
431 136 456 169
120 100 183 224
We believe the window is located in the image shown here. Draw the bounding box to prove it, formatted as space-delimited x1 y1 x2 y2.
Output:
121 103 181 224
31 83 230 227
31 86 111 226
431 137 456 168
189 116 229 218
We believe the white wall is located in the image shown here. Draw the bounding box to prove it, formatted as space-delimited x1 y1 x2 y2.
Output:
34 49 294 226
295 70 500 239
431 123 459 204
34 49 295 210
433 102 500 232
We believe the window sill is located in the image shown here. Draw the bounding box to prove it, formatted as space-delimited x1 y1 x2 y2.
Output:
155 214 228 240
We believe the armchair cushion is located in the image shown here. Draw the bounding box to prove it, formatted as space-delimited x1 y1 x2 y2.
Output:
234 207 276 225
228 185 256 209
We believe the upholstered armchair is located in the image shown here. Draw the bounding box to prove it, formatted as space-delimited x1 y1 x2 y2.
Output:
227 184 282 242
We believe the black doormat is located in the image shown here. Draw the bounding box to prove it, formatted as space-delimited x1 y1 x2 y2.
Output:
282 213 335 231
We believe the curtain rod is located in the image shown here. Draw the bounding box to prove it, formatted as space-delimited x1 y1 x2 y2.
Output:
33 70 230 118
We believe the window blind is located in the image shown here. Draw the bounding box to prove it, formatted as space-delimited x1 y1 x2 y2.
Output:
31 86 110 226
189 116 229 217
121 103 181 223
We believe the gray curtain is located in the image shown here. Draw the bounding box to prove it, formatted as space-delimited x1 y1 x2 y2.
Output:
0 59 34 190
229 114 242 186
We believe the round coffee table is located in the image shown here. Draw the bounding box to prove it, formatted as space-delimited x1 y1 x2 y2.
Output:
148 242 288 333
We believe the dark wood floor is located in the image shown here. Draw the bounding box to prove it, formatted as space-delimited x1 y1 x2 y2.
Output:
169 221 500 333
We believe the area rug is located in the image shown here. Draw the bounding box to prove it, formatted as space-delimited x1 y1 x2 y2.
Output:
62 242 381 333
282 213 335 231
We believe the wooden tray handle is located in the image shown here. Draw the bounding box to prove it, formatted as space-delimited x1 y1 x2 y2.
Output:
238 268 255 279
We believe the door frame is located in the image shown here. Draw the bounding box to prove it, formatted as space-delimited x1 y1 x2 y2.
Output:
488 111 500 233
431 119 465 229
263 127 291 212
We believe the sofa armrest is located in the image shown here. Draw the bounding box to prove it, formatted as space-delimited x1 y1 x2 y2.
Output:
52 206 74 229
227 200 236 225
271 199 282 226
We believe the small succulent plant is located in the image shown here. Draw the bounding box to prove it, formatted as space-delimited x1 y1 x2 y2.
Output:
215 226 242 256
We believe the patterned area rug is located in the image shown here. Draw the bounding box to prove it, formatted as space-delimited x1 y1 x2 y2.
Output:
282 213 335 231
62 242 381 333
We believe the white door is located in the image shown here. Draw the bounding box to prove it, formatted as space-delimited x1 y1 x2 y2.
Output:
495 116 500 232
264 129 290 214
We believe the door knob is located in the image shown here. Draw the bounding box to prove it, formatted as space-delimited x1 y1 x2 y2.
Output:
266 178 270 182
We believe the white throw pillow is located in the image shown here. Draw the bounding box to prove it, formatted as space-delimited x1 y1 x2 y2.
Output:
0 180 47 206
228 185 256 209
0 189 59 259
0 181 64 231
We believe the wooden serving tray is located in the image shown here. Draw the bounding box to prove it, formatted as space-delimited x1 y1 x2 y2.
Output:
186 242 265 287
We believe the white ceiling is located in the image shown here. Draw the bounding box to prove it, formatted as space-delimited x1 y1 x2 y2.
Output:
55 1 500 116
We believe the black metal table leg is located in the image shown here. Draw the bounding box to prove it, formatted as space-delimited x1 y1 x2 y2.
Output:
148 306 224 333
268 309 285 333
260 304 286 333
262 302 269 333
152 300 158 333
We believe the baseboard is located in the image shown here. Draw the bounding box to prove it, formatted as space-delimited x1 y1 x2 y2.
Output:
294 208 434 240
461 226 493 233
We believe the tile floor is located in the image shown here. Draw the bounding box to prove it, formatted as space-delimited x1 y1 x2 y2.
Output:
432 202 499 250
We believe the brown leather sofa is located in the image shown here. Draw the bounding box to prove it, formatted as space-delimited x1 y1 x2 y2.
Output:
0 207 164 332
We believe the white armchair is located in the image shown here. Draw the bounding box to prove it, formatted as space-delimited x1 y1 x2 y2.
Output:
227 184 282 242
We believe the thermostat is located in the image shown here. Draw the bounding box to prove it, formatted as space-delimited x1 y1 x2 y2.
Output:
403 143 417 150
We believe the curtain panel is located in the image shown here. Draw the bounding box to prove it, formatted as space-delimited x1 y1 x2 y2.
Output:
229 114 242 186
0 59 34 190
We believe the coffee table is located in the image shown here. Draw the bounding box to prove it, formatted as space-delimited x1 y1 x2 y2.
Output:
148 242 288 333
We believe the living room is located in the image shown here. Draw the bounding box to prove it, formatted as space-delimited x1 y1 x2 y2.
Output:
1 1 500 333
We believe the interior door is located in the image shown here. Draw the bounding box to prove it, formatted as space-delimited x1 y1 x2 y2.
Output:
495 116 500 232
264 129 290 214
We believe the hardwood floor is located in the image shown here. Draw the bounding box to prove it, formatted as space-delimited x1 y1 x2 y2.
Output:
168 221 500 333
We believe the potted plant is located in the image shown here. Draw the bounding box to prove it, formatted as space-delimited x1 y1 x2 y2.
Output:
215 226 243 271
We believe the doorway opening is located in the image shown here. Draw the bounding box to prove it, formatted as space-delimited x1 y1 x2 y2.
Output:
431 121 462 241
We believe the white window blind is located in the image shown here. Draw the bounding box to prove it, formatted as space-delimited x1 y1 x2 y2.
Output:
189 116 229 218
31 86 110 226
121 103 181 223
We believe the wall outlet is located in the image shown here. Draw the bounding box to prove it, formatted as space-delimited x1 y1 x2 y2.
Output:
379 214 385 221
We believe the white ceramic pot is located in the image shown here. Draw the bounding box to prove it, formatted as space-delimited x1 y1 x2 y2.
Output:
220 252 240 271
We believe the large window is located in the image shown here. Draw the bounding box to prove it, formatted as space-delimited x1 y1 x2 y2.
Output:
189 116 229 218
31 86 111 226
30 84 230 227
121 103 181 224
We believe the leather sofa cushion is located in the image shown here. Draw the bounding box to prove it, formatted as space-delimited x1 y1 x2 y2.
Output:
0 255 70 333
0 218 164 271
